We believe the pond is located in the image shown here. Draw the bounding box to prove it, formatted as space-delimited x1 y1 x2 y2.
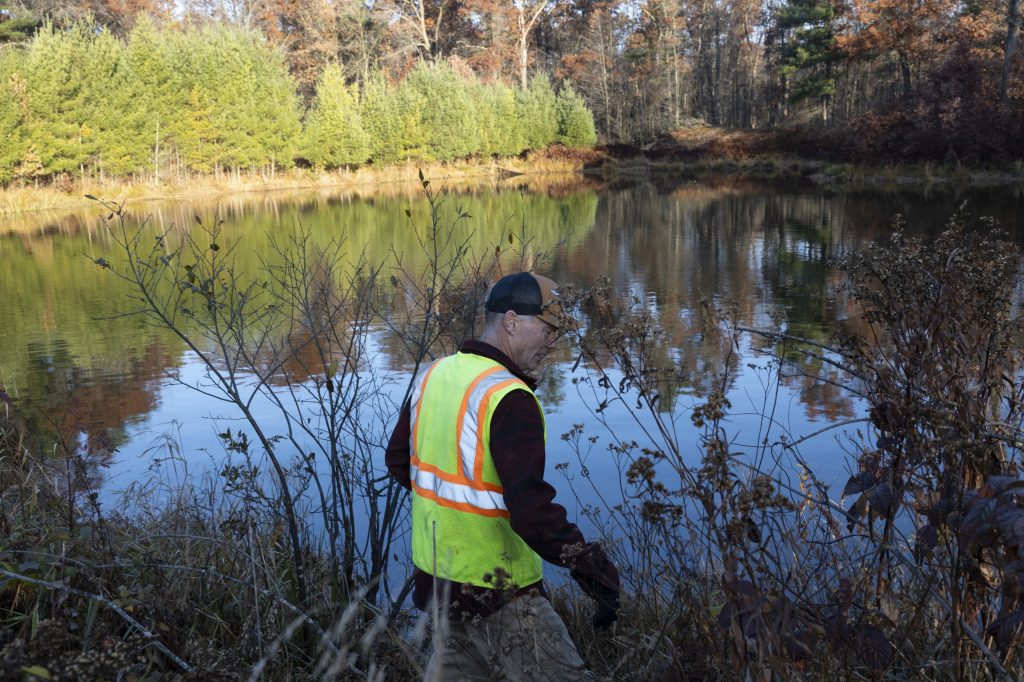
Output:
2 173 1022 531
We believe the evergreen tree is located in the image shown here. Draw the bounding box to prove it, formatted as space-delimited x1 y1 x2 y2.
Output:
126 14 174 179
202 25 264 168
392 80 430 161
402 61 478 161
360 72 405 164
166 24 301 173
0 57 25 183
80 27 148 176
248 37 302 170
18 22 83 178
304 63 371 169
476 82 527 157
177 85 219 173
517 75 559 150
555 83 597 147
0 4 39 44
775 0 841 121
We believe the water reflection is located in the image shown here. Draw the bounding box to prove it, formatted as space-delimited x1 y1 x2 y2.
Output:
2 174 1022 492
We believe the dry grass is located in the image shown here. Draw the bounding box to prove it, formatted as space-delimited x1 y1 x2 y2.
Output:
0 155 589 220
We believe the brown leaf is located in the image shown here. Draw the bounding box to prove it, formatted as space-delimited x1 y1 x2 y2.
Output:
843 471 877 497
959 498 1000 562
866 481 898 518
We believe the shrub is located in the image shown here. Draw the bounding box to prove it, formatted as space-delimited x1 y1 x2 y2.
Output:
556 83 598 147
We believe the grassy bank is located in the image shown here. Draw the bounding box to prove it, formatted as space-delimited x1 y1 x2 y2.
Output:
0 151 596 218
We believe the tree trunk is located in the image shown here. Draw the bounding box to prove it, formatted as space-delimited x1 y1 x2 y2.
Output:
517 2 549 91
1001 0 1022 102
519 31 530 89
899 51 912 100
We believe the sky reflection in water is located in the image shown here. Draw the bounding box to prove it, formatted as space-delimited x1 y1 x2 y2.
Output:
3 175 1023 543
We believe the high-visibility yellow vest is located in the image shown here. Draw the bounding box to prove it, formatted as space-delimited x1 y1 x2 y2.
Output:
409 352 544 588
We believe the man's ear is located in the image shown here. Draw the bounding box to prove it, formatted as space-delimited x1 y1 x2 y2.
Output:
503 309 518 333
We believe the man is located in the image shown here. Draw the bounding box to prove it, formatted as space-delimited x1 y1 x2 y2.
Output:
386 272 620 681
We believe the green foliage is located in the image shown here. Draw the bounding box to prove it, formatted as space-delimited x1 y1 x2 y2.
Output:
401 61 478 162
0 19 302 184
0 20 600 185
359 72 406 164
476 81 528 157
0 59 24 184
774 0 840 105
556 84 598 147
0 4 39 44
182 24 302 170
518 75 559 150
18 22 94 177
304 63 371 169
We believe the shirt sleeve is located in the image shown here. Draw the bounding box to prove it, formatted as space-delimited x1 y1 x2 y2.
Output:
490 390 620 598
385 400 413 490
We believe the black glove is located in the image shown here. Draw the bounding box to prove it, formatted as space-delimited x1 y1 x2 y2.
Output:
567 542 621 629
591 588 619 629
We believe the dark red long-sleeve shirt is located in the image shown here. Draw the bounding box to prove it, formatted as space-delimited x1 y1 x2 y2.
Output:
385 339 619 619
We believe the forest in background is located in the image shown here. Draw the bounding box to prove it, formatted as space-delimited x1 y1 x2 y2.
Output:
2 0 1023 178
0 12 596 187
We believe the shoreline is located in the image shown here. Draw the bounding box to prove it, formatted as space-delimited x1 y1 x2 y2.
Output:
0 155 592 218
4 148 1023 227
594 156 1024 189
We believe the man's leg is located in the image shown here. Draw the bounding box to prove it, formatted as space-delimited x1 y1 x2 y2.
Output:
484 594 592 681
426 595 592 681
424 618 496 681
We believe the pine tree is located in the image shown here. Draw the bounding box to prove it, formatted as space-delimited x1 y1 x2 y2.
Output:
394 79 431 161
402 61 478 161
0 4 39 44
0 59 25 184
360 71 405 164
518 75 558 150
177 85 219 173
127 14 174 179
20 22 92 179
80 27 148 177
248 36 302 171
476 81 527 157
304 63 371 169
775 0 841 122
167 24 301 173
555 83 597 147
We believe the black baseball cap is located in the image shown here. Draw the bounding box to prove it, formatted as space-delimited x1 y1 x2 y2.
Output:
485 272 577 329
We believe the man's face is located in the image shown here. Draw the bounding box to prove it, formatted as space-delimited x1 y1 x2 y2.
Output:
510 313 558 373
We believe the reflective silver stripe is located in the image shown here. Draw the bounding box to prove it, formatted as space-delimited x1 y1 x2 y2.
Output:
408 358 440 446
457 369 521 481
411 463 507 511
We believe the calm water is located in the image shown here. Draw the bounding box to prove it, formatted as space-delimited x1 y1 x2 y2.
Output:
3 174 1023 513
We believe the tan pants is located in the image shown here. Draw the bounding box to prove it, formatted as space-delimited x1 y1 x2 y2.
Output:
424 594 593 681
